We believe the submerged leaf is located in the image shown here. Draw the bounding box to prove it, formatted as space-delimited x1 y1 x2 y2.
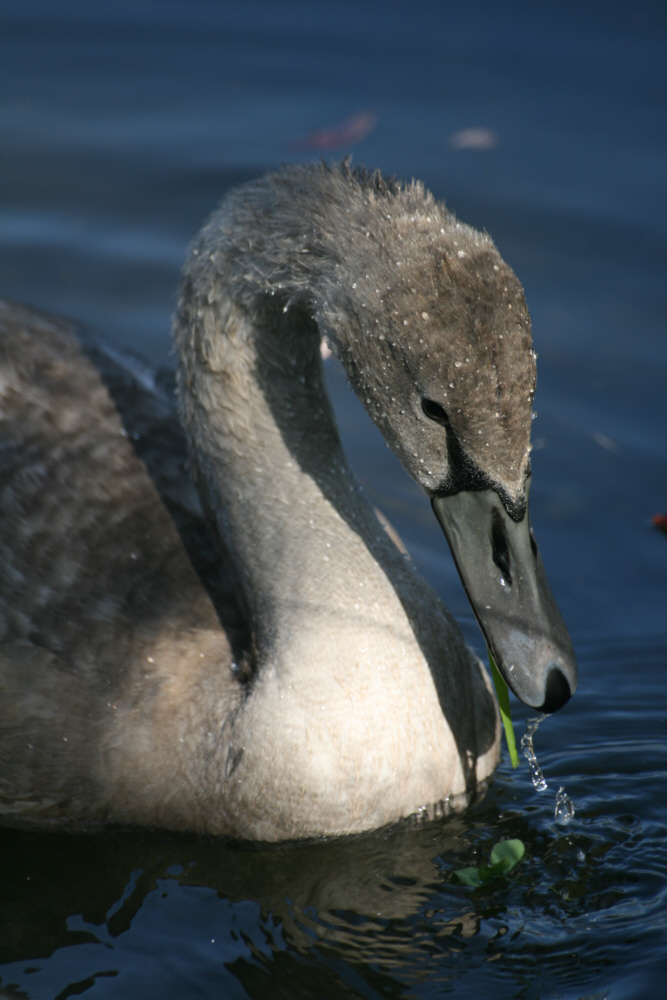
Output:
454 866 484 887
454 838 525 886
489 838 525 870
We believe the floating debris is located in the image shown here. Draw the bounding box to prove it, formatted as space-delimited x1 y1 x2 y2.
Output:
290 112 377 152
652 513 667 535
449 127 498 151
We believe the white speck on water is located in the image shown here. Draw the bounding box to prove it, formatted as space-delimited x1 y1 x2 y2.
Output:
593 431 616 451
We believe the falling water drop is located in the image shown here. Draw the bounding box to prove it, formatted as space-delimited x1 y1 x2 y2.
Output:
554 786 575 823
520 715 548 791
521 717 576 819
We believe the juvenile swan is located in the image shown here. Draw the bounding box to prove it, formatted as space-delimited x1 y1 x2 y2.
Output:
0 163 577 840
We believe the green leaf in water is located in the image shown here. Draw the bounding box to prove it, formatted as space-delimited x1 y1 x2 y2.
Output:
454 838 525 887
488 649 519 768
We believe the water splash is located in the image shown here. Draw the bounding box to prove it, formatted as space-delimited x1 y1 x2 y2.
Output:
520 715 548 791
554 786 575 824
520 717 576 821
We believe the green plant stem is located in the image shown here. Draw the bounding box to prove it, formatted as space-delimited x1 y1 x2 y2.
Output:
488 649 519 768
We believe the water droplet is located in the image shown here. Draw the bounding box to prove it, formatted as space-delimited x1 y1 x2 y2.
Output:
555 786 575 823
521 716 548 791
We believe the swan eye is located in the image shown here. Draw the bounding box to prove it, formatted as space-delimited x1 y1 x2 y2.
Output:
421 398 449 426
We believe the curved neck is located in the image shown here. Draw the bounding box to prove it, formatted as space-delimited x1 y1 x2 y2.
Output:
175 292 399 670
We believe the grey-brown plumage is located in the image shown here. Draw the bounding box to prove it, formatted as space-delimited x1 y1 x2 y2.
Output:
0 162 573 840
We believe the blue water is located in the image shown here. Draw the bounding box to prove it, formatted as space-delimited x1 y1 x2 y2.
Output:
1 1 666 996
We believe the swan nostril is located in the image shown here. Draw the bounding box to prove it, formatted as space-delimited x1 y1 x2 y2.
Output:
539 666 572 714
491 508 512 585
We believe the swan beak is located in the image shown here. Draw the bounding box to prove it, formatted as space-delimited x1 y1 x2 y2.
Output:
431 481 577 713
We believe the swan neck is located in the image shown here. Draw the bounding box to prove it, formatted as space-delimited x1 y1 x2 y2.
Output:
174 291 379 663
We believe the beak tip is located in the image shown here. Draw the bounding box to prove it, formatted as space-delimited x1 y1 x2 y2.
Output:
537 664 573 714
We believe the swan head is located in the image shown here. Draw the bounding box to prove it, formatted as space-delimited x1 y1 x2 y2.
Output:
181 161 577 713
311 169 577 712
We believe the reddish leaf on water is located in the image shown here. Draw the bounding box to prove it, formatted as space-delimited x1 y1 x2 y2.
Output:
652 514 667 535
289 112 377 152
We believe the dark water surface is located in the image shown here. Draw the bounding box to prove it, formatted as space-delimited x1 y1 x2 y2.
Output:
1 2 666 997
